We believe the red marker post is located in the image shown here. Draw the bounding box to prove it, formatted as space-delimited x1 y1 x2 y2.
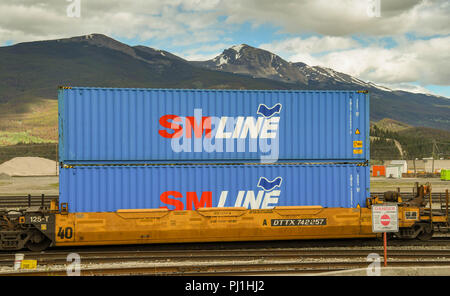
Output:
372 205 398 268
383 232 387 267
380 214 391 266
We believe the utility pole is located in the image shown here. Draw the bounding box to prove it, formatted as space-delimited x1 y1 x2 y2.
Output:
432 139 438 174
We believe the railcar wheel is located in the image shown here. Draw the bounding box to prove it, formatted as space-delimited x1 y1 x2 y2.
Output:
417 226 434 241
25 232 51 251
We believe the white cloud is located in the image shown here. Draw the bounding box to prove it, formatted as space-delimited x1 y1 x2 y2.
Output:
180 0 221 11
379 83 437 95
176 51 219 61
260 36 359 55
2 0 448 46
260 35 450 86
0 0 224 45
175 42 231 60
221 0 450 37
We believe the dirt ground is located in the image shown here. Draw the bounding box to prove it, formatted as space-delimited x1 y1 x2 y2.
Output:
0 176 447 196
0 176 58 196
370 177 449 193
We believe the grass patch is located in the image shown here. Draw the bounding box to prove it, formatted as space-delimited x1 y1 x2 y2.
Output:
0 131 55 146
0 98 58 143
434 104 450 109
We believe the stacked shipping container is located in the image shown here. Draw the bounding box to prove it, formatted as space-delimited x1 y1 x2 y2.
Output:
58 88 370 212
59 88 369 163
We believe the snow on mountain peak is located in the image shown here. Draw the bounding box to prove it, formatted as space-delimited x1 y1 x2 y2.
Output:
215 55 228 66
231 44 245 52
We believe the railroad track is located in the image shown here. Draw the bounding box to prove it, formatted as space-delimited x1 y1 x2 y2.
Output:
0 195 56 208
4 260 450 276
1 248 450 266
370 192 448 202
1 247 450 276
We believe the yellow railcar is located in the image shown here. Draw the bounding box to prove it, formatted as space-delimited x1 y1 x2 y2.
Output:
1 199 446 251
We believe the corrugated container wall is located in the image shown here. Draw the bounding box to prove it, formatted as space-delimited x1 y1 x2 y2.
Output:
60 163 370 213
58 88 369 164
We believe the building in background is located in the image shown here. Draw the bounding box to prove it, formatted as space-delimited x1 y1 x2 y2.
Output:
389 160 407 174
383 159 450 176
424 159 450 173
371 165 385 177
407 160 425 173
386 164 403 178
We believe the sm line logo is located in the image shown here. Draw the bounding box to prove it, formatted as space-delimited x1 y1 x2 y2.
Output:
158 103 282 161
159 177 283 210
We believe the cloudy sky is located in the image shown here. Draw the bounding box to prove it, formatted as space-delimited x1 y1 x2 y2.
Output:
1 0 449 97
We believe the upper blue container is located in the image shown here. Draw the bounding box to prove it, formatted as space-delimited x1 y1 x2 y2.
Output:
58 88 369 163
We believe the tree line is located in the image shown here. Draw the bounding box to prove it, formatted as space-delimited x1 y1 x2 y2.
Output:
370 125 450 160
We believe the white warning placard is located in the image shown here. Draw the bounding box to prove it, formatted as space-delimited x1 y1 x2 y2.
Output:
372 204 399 233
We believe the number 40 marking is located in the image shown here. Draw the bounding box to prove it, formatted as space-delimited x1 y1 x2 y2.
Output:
58 227 73 239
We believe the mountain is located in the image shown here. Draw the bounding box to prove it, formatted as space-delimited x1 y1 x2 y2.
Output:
192 44 393 89
0 34 449 131
191 44 309 85
192 44 450 130
0 34 294 102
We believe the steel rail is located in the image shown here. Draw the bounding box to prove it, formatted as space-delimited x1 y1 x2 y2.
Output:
2 260 450 276
0 248 450 272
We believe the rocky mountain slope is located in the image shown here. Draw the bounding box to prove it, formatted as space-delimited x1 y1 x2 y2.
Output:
0 34 291 102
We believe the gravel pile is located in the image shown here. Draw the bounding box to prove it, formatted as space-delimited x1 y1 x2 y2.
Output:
0 157 58 176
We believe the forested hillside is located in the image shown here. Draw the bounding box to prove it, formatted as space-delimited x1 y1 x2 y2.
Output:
370 123 450 160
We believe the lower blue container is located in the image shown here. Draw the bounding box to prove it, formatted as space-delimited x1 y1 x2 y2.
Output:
60 163 369 212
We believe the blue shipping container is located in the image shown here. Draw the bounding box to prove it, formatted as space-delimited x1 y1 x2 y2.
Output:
60 163 370 212
58 88 369 163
